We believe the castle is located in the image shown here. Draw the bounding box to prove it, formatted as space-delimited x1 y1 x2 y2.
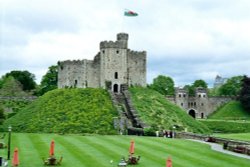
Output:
57 33 146 92
167 87 233 119
57 33 233 119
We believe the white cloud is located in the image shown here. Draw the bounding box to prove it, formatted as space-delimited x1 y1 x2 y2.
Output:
1 0 250 86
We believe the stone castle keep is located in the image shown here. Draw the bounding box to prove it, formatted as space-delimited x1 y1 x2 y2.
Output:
58 33 146 92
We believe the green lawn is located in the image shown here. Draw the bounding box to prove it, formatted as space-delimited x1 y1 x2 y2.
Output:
214 133 250 142
208 101 250 120
0 133 250 167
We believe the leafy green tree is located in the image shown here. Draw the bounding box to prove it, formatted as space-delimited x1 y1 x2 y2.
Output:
239 75 250 112
150 75 175 95
0 76 27 96
37 65 58 96
218 76 243 96
5 70 36 91
185 79 208 96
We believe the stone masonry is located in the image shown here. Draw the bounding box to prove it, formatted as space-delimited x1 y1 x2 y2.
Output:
167 87 234 119
57 33 146 92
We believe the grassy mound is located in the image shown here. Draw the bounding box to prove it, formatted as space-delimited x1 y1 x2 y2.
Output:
208 101 250 120
129 87 210 134
1 88 117 134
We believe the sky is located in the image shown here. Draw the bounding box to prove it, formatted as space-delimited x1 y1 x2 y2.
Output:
1 0 250 87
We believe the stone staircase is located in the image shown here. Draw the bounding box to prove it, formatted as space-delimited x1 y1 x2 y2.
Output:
109 88 147 135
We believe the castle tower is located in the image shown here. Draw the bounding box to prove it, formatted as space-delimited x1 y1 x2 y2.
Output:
194 87 208 118
57 33 146 92
175 87 189 109
99 33 129 92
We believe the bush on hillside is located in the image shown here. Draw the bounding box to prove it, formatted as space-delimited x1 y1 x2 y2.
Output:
1 88 118 134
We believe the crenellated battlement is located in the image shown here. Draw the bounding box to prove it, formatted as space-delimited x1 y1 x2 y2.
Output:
58 59 90 66
128 50 146 56
100 40 127 49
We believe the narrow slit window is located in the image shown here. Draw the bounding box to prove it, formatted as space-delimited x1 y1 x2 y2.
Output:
114 72 118 79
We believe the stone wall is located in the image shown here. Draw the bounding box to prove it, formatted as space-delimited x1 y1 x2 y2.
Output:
127 50 147 87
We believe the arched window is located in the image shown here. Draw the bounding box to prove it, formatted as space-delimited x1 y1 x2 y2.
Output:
114 72 118 79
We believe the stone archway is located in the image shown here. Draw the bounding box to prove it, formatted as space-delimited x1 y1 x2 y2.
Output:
113 84 119 93
189 109 196 118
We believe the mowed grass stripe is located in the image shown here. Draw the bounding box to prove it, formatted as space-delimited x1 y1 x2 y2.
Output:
75 136 127 162
100 135 172 167
64 135 123 167
54 135 105 167
13 133 45 167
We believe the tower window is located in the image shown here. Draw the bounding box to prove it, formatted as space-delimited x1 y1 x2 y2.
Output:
102 50 105 54
114 72 118 79
116 50 119 54
179 94 181 98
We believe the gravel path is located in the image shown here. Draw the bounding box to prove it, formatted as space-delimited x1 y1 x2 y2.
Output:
189 139 250 160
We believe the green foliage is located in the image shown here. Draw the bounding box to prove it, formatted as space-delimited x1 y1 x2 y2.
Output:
208 87 220 96
239 75 250 112
1 88 117 134
0 76 28 96
149 75 175 95
0 106 5 124
200 120 250 133
218 75 243 96
5 70 36 91
208 101 250 120
0 100 32 118
129 87 210 133
36 65 58 96
184 79 208 96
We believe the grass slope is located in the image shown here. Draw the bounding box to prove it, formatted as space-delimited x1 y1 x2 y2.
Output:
0 133 249 167
214 133 250 142
1 88 117 134
129 87 210 133
199 119 250 133
208 101 250 120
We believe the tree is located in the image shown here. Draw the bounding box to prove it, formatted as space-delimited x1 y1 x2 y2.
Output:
239 75 250 112
0 76 27 96
185 79 208 96
37 65 58 96
5 70 36 91
150 75 175 95
218 76 243 96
